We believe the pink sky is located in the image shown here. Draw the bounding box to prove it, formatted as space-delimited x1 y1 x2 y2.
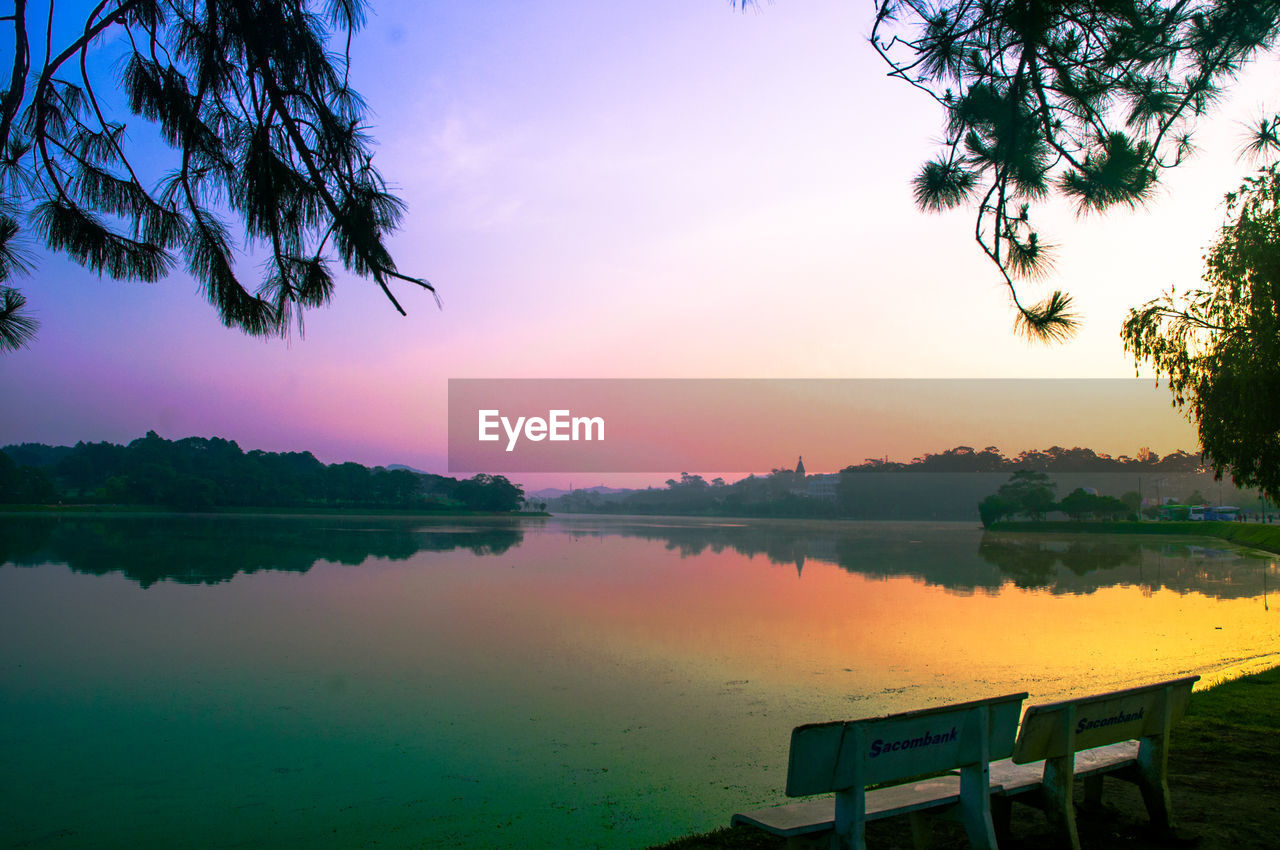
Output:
0 0 1273 487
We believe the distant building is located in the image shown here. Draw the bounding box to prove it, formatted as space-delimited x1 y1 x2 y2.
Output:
779 455 808 496
807 474 839 500
781 455 837 498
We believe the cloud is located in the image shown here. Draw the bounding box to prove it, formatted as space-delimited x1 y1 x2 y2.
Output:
432 116 499 178
387 112 528 231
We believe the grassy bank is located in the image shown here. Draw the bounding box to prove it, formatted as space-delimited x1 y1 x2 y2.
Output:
988 519 1280 556
651 665 1280 850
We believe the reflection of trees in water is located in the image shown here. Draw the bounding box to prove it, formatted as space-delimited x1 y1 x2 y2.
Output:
605 522 1005 591
5 515 1268 600
609 522 837 576
978 537 1142 589
0 516 525 587
976 534 1276 598
571 521 1274 599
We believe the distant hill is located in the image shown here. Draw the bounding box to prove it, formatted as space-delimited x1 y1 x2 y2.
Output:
530 485 632 499
386 463 431 475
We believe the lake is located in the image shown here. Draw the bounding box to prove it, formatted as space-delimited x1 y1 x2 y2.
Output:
2 514 1278 849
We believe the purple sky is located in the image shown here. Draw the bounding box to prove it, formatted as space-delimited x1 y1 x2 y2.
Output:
1 0 1275 486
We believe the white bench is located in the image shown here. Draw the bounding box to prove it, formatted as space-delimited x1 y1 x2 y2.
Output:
990 675 1199 850
731 677 1199 850
730 692 1028 850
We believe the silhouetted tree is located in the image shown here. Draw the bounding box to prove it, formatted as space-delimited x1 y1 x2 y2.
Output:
861 1 1280 503
0 449 56 502
7 432 521 511
866 0 1280 338
1058 488 1099 520
0 0 432 351
995 469 1057 520
453 474 524 512
1124 166 1280 501
57 440 128 493
978 493 1015 528
0 442 71 468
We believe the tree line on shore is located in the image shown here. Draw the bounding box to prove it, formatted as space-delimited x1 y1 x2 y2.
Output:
976 469 1251 528
843 445 1203 474
978 471 1134 527
0 432 523 512
0 436 1222 517
550 445 1211 518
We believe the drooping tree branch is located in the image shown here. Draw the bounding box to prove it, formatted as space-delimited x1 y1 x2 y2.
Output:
0 0 435 351
870 0 1280 340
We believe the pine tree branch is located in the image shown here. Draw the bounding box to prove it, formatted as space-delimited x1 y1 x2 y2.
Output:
247 30 432 314
0 0 30 156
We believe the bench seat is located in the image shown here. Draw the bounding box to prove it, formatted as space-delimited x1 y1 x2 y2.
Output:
989 740 1139 797
730 740 1141 838
731 776 964 838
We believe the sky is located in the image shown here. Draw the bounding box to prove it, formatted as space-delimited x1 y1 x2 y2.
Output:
1 0 1277 487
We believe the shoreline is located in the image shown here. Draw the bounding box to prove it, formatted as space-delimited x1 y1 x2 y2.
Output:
988 518 1280 556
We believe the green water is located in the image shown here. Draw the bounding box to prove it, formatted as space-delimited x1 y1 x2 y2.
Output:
2 515 1277 848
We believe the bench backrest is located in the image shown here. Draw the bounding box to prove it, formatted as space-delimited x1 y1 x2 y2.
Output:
786 692 1027 796
1012 676 1199 764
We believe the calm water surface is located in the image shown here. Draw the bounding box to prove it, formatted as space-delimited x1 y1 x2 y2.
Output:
2 514 1278 849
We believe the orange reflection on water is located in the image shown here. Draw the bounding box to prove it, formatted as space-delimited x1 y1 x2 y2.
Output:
424 525 1280 709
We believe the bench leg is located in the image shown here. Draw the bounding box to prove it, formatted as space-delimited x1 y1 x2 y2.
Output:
1043 756 1081 850
1136 735 1174 833
957 763 998 850
1081 775 1105 811
828 826 866 850
957 808 998 850
990 795 1013 840
831 788 867 850
908 811 933 850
